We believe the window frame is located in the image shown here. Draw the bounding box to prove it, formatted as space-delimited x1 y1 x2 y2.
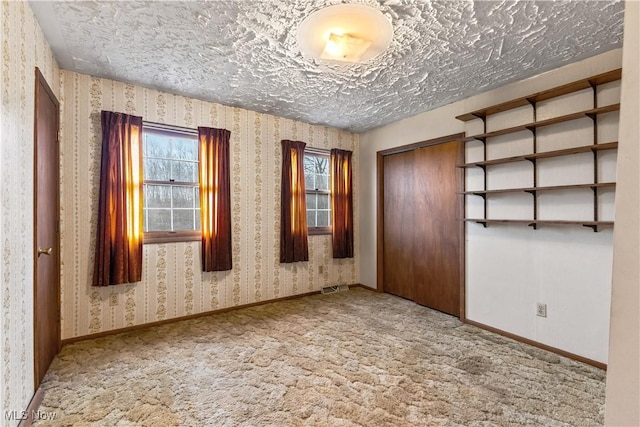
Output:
304 148 332 236
142 122 201 244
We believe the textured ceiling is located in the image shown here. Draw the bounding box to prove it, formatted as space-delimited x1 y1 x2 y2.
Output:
31 0 624 133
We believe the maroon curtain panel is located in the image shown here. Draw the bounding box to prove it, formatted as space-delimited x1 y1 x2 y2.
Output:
198 127 232 272
280 140 309 263
93 111 144 286
331 149 354 259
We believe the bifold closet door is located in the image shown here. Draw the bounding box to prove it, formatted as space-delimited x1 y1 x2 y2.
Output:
383 141 461 316
383 150 416 302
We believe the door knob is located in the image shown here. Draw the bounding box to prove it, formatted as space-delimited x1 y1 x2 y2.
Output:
37 247 52 257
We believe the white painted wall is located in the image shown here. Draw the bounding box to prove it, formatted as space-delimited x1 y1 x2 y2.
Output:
605 1 640 424
359 49 622 364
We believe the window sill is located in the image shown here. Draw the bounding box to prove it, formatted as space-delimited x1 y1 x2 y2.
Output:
144 231 201 244
308 227 332 236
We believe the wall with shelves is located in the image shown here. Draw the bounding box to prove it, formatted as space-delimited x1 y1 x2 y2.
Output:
462 71 620 231
460 71 620 364
359 49 622 364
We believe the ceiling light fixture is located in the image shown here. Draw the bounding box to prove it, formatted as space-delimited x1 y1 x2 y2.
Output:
297 4 393 64
321 33 372 62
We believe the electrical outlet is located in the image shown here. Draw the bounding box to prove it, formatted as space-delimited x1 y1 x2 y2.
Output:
110 293 119 307
536 303 547 318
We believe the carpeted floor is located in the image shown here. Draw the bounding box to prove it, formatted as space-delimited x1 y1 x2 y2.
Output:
35 288 605 426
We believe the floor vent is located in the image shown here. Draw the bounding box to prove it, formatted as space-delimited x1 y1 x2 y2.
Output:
321 285 349 295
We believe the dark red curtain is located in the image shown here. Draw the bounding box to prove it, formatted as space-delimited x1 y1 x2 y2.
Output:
280 140 309 263
198 127 232 272
93 111 144 286
331 149 354 258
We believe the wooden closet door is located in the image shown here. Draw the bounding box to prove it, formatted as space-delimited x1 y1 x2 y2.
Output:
383 150 416 301
383 141 461 316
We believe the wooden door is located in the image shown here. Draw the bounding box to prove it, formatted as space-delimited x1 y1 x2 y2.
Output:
383 149 416 301
383 141 462 316
34 68 60 389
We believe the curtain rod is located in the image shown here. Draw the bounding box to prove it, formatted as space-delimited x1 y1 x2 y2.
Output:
143 120 198 136
306 146 330 155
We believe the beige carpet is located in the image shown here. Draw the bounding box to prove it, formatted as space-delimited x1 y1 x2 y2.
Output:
35 288 605 426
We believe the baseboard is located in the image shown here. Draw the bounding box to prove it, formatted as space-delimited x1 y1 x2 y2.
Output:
464 319 607 371
16 388 44 427
349 283 382 292
62 287 362 346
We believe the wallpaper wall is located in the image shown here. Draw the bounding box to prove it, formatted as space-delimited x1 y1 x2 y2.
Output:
59 71 359 339
0 0 60 422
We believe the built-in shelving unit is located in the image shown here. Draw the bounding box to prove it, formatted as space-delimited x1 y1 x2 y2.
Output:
462 182 615 196
457 69 622 232
458 105 620 143
458 141 618 168
465 219 615 232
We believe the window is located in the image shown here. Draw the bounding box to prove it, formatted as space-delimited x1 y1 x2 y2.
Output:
304 150 331 235
143 123 200 243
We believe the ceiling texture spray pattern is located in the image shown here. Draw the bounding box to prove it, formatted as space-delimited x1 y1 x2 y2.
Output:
31 0 624 133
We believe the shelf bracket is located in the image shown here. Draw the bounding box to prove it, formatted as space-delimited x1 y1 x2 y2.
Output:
476 220 487 228
583 224 599 233
527 222 538 230
585 112 597 122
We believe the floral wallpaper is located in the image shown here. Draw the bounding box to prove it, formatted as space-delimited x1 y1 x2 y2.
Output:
59 71 360 340
0 0 60 423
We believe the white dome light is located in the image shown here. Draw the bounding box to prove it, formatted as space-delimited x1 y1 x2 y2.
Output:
297 4 393 64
